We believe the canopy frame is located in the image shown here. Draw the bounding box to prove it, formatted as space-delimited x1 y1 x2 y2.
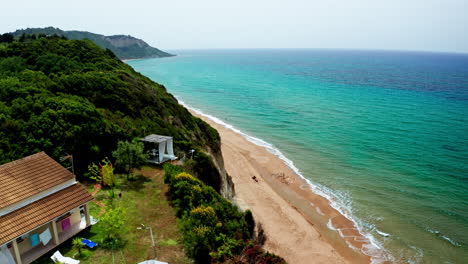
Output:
141 134 176 164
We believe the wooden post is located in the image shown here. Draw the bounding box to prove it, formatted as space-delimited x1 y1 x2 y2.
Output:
12 240 22 264
51 220 60 245
84 203 91 227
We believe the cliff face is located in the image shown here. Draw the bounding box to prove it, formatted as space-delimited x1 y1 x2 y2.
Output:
202 144 235 199
0 36 228 195
10 27 174 60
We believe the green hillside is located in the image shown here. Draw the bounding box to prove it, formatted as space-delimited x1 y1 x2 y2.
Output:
11 27 174 59
0 35 217 177
0 33 287 264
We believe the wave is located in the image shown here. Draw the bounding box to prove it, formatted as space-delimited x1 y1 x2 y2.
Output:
315 207 325 216
176 97 393 263
427 228 461 247
407 245 424 264
441 235 461 247
376 229 391 237
327 218 337 231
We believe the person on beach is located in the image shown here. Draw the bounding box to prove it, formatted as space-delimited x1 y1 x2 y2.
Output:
252 175 259 182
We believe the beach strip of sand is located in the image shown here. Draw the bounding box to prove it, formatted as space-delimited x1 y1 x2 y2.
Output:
190 109 372 264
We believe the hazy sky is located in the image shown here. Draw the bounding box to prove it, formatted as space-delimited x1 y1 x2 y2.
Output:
2 0 468 53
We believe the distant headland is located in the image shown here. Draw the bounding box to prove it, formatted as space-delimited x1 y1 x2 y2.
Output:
10 27 174 60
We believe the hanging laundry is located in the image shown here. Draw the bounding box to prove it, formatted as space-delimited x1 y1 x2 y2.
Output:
61 218 71 231
30 233 40 247
40 228 52 245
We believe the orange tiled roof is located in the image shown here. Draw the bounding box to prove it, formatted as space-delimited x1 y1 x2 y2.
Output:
0 152 74 209
0 184 93 245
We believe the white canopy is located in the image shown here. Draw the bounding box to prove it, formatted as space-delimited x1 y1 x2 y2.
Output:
141 134 176 163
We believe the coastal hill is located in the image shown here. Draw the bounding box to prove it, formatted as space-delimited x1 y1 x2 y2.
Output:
11 27 174 60
0 33 286 264
0 34 228 195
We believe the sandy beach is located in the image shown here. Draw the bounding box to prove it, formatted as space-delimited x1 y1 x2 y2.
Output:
190 110 372 264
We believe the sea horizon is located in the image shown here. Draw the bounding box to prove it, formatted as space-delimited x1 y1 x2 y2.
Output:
163 48 468 56
128 49 468 263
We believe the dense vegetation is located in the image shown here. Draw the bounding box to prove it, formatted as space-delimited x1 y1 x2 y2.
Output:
0 35 219 180
164 164 286 264
11 27 174 59
1 34 287 263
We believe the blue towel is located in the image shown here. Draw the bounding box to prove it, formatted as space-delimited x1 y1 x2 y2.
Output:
82 239 97 248
86 241 97 248
30 233 39 247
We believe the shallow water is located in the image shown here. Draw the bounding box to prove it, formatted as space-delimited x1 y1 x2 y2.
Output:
128 49 468 263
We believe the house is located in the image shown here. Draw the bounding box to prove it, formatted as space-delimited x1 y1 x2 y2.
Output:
141 134 177 164
0 152 94 264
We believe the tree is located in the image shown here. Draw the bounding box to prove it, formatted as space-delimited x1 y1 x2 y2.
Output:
99 207 127 249
88 162 102 184
101 158 116 198
0 57 27 72
101 158 115 187
88 158 115 186
88 158 116 198
0 33 14 43
19 33 26 42
112 140 148 180
72 237 84 257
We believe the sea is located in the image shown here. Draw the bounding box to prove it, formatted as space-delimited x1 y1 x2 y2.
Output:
128 49 468 263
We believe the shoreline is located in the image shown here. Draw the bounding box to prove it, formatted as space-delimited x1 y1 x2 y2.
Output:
122 55 177 63
187 106 379 264
122 58 146 62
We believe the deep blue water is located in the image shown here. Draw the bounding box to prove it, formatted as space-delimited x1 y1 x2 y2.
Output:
128 49 468 263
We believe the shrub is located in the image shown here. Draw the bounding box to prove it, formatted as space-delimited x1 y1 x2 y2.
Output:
163 165 280 263
244 210 255 238
163 165 287 263
163 163 184 184
228 243 287 264
78 249 92 260
174 172 201 184
210 235 244 263
189 206 217 227
72 237 84 257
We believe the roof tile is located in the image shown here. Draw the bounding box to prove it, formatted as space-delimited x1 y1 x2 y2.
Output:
0 152 74 209
0 184 93 245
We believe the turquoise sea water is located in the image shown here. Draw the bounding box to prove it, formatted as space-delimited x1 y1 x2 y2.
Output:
128 50 468 263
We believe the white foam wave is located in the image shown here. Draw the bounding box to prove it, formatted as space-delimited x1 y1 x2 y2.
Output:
177 98 393 262
345 240 361 253
315 207 325 216
408 245 424 264
441 235 461 247
376 229 390 237
426 228 460 247
338 228 358 238
327 218 337 231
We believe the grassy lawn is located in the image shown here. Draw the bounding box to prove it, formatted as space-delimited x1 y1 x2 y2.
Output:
33 166 192 264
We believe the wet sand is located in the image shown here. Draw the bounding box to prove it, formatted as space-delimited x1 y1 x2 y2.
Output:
191 110 372 264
